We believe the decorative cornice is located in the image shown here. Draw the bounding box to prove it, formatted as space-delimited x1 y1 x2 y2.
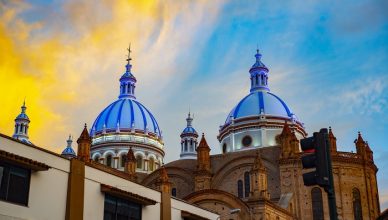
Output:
218 118 306 141
0 149 50 171
279 151 377 171
93 129 162 143
101 184 156 206
91 141 165 157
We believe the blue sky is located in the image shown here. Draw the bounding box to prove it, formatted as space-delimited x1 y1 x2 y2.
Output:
1 0 387 210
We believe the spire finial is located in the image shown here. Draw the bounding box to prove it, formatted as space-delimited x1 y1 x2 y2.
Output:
255 47 261 62
21 99 27 113
186 110 193 127
256 43 259 54
127 43 132 64
67 134 73 147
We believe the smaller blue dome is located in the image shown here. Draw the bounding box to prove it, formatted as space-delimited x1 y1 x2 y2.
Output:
16 113 29 120
180 112 198 136
15 103 30 121
182 126 197 134
61 135 76 158
62 147 76 156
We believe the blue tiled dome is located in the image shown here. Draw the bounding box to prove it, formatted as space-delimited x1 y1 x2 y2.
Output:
225 90 296 124
91 98 161 137
61 146 76 156
16 112 29 120
182 126 197 134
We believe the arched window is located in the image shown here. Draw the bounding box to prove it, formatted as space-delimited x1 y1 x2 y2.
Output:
255 75 258 85
106 155 112 167
121 154 126 167
222 144 227 154
172 188 177 197
353 188 363 220
136 155 143 169
244 172 250 197
237 180 243 198
184 140 188 151
149 157 154 171
94 155 100 163
311 187 324 220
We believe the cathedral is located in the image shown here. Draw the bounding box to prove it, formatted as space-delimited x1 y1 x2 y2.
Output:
9 47 381 220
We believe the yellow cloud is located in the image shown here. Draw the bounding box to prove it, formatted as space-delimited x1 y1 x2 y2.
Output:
0 0 224 153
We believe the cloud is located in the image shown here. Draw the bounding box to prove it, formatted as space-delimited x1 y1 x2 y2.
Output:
332 76 388 115
0 0 226 152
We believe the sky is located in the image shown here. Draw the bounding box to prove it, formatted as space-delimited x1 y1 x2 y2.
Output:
0 0 387 210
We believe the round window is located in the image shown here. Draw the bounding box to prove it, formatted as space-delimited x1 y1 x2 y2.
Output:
242 136 252 147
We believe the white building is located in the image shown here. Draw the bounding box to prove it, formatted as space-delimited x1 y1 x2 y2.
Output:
0 132 218 220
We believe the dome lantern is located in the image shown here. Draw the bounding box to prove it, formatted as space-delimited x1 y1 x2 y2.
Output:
61 135 76 159
118 44 137 99
180 112 198 159
249 49 269 93
12 100 31 144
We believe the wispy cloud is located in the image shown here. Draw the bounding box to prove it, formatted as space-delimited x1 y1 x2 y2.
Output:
0 0 226 150
332 76 388 115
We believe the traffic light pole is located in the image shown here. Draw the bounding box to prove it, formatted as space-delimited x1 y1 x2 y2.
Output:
323 129 338 220
302 128 338 219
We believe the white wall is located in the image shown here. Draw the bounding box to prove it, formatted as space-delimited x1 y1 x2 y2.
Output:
0 135 218 220
84 165 161 220
0 136 70 220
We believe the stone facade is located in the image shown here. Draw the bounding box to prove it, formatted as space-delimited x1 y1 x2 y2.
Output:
139 127 380 220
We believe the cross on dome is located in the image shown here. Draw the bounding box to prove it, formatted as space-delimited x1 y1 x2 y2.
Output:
119 44 137 99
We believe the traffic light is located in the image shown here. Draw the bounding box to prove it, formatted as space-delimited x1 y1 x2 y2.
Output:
301 128 330 187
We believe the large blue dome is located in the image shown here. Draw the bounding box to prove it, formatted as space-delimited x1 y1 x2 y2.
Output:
225 90 296 124
91 98 161 137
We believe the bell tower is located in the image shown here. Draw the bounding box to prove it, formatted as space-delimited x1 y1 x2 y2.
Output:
180 112 199 159
12 101 31 144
